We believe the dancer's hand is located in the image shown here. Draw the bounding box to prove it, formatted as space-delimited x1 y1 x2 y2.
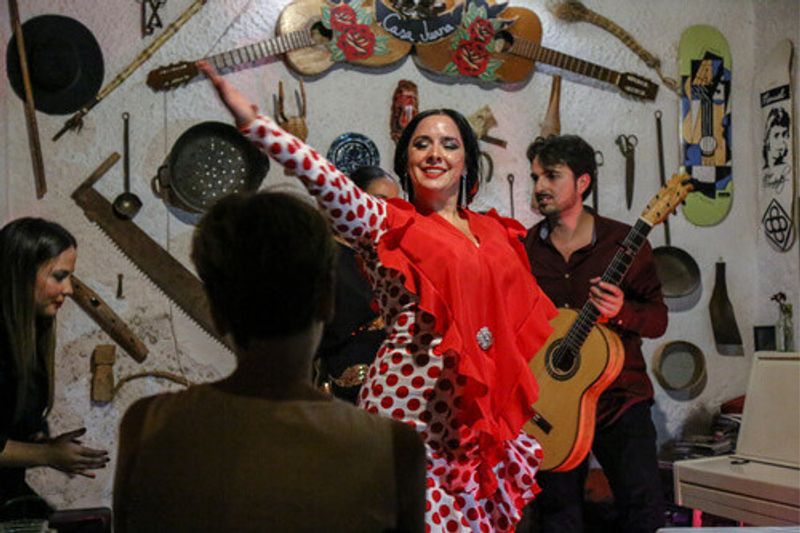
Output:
197 60 258 126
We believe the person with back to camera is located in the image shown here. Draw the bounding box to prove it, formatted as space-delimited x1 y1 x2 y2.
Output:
316 165 401 402
523 135 668 533
199 61 558 532
0 218 109 509
113 191 425 532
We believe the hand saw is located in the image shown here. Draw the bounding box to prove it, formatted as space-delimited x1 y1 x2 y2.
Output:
70 274 148 363
71 153 232 351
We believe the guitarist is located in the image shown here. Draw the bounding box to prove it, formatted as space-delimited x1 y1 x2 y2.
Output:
523 135 668 533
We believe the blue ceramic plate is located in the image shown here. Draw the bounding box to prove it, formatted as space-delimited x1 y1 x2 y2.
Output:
327 132 380 177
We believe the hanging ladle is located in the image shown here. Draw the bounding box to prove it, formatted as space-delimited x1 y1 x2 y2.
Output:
113 112 143 219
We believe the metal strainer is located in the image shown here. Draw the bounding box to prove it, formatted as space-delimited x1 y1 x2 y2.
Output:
154 121 269 213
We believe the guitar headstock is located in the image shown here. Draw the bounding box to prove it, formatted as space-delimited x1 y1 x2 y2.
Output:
617 72 659 101
146 61 200 92
641 173 695 226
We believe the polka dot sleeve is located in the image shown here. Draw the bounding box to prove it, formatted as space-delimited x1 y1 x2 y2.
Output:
240 115 389 247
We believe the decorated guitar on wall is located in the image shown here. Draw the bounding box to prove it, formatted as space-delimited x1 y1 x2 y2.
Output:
525 172 694 472
413 4 658 100
147 0 411 91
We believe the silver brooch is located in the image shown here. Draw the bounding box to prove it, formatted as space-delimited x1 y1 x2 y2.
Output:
476 327 493 350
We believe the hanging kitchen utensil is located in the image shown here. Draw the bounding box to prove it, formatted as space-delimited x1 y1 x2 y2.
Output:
592 150 603 212
652 340 707 400
652 110 701 311
615 134 637 209
709 260 744 356
142 0 166 36
153 121 269 214
507 173 515 219
112 112 143 220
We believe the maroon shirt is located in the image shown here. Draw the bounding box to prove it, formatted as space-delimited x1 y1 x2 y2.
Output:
524 213 668 427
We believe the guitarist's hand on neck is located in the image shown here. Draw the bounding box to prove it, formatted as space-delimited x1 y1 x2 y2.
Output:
588 278 624 323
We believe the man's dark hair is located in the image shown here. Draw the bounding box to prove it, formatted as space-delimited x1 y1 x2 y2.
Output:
394 108 480 205
349 165 395 191
191 191 336 348
527 135 597 201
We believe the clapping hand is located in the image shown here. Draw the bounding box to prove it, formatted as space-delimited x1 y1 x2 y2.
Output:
46 427 109 478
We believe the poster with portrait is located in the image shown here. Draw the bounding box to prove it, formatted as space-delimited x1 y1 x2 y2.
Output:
758 39 796 252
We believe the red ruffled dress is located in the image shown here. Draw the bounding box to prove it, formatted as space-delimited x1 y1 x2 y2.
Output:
242 116 557 532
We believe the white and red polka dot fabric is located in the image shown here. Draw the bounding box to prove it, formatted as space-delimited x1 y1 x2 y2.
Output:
242 115 544 531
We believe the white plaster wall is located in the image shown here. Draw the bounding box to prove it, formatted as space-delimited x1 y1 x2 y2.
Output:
0 0 797 509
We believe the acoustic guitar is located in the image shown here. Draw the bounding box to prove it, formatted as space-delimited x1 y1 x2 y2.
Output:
147 0 411 91
525 173 695 472
413 5 658 100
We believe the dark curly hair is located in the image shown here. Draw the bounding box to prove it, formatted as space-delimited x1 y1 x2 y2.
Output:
191 191 336 348
393 109 480 205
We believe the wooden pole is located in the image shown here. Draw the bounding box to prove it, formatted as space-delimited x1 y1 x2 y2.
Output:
8 0 47 198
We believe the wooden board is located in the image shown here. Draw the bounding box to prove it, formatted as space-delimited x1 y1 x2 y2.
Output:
679 25 733 226
756 39 796 251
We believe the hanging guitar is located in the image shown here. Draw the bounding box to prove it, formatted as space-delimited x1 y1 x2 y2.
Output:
525 172 695 472
413 4 658 100
147 0 411 91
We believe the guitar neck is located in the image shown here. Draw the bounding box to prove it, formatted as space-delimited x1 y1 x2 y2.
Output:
510 38 621 86
206 29 315 71
564 219 652 350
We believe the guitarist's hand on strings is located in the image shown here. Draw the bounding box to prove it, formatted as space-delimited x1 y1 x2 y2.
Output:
198 60 258 127
588 277 624 322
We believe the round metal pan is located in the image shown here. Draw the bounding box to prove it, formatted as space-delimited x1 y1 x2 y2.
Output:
154 121 269 213
652 340 707 400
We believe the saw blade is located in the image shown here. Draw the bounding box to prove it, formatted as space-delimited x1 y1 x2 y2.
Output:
70 274 149 362
71 153 232 351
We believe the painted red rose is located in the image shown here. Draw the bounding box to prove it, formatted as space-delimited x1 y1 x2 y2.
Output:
330 4 358 31
337 24 376 61
468 18 495 44
452 40 489 76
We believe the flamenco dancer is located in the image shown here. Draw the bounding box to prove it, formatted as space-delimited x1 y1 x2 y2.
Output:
200 61 557 532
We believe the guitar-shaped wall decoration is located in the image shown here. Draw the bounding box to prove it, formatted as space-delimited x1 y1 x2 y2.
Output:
413 5 658 100
525 172 694 472
147 0 411 91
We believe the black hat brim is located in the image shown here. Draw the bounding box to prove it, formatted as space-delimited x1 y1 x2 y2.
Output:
6 15 104 115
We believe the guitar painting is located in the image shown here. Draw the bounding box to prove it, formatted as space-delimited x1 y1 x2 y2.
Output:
525 173 694 472
412 3 658 100
147 0 412 91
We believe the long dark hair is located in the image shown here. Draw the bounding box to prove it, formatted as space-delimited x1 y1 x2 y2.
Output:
0 218 77 422
393 108 480 205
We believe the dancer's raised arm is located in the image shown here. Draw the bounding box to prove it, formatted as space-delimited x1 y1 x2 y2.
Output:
199 61 389 247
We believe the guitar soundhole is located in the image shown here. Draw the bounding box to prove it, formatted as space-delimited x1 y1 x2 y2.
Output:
310 21 333 45
493 31 513 54
545 339 580 381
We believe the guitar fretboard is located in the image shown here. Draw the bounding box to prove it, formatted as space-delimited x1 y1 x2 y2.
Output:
207 29 316 71
510 38 621 86
562 218 652 352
